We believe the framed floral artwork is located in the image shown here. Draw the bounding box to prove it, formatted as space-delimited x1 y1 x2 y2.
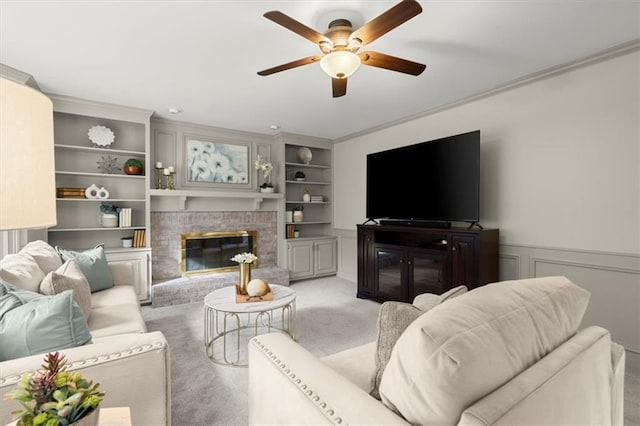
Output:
184 137 250 188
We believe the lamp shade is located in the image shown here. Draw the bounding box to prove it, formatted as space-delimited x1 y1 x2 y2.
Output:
320 51 361 79
0 77 57 230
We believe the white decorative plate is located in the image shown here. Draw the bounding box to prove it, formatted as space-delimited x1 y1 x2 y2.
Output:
297 147 312 164
88 125 115 147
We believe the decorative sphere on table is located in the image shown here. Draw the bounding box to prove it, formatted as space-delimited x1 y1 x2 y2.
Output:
247 279 270 297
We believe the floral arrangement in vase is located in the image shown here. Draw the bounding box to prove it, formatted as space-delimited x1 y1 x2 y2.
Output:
254 155 274 192
4 352 104 426
230 252 258 264
230 252 258 295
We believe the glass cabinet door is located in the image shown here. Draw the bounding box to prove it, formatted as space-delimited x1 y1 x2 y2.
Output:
409 251 449 300
374 245 406 302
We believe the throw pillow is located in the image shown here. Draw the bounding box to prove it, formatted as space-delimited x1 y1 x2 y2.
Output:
40 259 92 319
55 244 113 293
369 286 468 400
0 287 92 361
369 302 423 399
0 252 45 293
412 285 468 311
378 276 591 425
19 240 63 275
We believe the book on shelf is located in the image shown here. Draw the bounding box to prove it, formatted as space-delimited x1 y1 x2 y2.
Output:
132 229 146 247
286 224 295 239
118 208 132 227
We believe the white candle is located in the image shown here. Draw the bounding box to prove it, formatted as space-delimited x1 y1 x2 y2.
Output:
168 166 175 173
163 168 170 175
156 161 163 168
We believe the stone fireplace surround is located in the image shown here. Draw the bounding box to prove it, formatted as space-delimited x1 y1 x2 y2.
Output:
151 211 278 282
150 211 289 307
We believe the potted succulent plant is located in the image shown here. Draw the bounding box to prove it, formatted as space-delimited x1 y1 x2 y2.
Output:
99 202 118 227
294 171 305 181
123 158 143 175
4 352 104 426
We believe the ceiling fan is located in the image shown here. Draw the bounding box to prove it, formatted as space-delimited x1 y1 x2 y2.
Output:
257 0 426 98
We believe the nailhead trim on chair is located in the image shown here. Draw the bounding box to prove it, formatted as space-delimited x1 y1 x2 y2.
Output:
251 337 345 425
0 341 168 386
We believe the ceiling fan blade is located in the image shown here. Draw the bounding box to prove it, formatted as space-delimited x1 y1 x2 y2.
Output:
332 78 347 98
264 11 330 45
257 56 322 76
352 0 422 45
358 51 426 75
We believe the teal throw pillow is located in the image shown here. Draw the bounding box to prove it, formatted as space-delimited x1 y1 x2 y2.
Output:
55 244 113 293
0 287 92 361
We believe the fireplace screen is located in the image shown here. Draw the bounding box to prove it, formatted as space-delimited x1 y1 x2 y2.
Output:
181 231 256 276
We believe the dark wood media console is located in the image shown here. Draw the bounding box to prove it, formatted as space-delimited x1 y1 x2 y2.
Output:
357 224 499 303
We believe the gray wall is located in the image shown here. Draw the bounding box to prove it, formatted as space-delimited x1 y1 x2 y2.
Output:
332 47 640 367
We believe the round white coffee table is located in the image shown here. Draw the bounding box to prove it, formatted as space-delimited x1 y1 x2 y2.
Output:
203 284 296 367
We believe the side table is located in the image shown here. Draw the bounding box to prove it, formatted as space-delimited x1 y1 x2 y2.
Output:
203 284 296 367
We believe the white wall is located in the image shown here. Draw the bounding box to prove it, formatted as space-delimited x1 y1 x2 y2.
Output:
333 48 640 363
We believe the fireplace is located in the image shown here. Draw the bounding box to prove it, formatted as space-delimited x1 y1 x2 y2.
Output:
181 230 256 276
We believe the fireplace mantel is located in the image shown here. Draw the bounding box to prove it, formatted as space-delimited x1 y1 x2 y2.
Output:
150 189 283 210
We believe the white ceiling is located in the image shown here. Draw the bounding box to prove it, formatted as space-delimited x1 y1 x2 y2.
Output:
1 1 638 141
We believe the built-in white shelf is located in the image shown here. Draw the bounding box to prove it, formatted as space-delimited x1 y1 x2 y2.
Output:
55 144 145 156
49 226 143 232
56 171 145 179
56 198 146 202
285 221 331 225
284 180 329 185
285 162 330 169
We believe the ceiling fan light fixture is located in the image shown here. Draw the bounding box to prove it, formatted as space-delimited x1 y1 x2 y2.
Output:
320 51 361 79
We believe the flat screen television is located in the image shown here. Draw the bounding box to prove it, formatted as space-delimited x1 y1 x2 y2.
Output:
366 130 480 226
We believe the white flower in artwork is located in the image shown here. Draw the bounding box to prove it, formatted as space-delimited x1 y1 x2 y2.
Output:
191 159 211 181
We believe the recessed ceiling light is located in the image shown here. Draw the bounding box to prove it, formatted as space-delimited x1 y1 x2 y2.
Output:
269 124 280 130
168 108 183 114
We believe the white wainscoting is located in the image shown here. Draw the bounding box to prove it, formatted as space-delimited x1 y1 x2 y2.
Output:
336 229 640 372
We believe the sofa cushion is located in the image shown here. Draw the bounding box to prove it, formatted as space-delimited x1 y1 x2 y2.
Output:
0 284 92 361
20 240 63 275
379 276 590 425
90 284 139 308
40 259 92 319
369 285 468 399
56 244 114 293
88 303 147 338
0 252 44 293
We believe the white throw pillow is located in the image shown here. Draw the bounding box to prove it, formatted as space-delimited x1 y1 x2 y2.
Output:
379 276 590 425
20 240 63 274
0 252 44 293
40 259 92 319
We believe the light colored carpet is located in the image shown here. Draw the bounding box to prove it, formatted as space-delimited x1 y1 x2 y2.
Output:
142 276 380 425
142 276 640 426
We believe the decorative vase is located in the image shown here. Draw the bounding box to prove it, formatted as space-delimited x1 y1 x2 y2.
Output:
238 263 251 294
100 213 118 227
124 165 143 175
302 190 311 202
293 211 304 222
85 184 100 199
260 186 275 193
297 147 312 164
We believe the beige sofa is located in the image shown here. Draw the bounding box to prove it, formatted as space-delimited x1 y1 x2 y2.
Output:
0 241 170 425
248 276 625 425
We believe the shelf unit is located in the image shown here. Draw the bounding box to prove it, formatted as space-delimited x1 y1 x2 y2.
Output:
47 95 153 302
283 140 336 280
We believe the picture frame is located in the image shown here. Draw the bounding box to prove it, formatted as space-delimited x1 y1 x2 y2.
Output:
183 137 251 189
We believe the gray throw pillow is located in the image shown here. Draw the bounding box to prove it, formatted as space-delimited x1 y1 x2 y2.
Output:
40 259 92 319
0 287 92 361
369 302 423 399
56 244 113 293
